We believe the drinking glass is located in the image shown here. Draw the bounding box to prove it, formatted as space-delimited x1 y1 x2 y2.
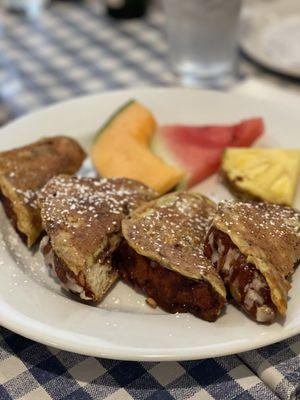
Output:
3 0 49 17
163 0 241 87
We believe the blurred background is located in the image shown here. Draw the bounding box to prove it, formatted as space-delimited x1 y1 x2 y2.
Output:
0 0 299 126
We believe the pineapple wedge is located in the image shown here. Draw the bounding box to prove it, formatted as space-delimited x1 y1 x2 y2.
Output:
222 148 300 206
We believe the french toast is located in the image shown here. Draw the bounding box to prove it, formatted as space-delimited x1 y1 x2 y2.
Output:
204 200 300 323
114 192 227 322
38 175 157 301
0 136 86 246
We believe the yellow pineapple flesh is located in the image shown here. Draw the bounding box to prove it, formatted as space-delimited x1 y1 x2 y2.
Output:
222 148 300 206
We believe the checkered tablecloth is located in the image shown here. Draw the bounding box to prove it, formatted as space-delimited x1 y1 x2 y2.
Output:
0 1 300 399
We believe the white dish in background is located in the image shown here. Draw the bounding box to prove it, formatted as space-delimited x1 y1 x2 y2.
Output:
240 0 300 78
0 87 299 361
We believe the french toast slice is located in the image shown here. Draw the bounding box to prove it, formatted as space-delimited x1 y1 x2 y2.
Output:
38 175 157 301
115 192 227 322
204 200 300 323
0 136 86 246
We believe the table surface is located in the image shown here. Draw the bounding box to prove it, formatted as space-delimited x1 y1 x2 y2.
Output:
0 1 300 399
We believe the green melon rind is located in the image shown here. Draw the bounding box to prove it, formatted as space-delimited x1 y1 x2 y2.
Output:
150 133 180 169
93 99 135 143
93 101 188 191
151 132 189 191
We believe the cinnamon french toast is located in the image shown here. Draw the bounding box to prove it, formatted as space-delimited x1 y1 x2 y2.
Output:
38 175 157 301
114 192 227 322
204 200 300 323
0 136 86 246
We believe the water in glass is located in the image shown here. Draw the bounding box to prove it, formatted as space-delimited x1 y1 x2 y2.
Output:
163 0 241 87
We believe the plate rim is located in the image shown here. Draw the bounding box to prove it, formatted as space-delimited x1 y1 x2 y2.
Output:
1 302 300 361
0 86 299 361
240 0 300 78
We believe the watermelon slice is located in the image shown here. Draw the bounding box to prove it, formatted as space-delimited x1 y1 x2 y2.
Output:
153 118 264 188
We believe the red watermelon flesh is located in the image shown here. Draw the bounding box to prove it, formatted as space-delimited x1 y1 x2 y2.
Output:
161 126 234 147
179 146 224 187
229 118 264 146
158 118 264 187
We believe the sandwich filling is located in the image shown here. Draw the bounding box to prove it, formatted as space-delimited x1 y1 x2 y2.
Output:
40 235 120 301
207 200 300 320
204 227 277 323
40 235 94 300
114 241 225 322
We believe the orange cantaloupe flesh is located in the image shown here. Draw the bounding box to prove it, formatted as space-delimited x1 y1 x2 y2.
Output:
91 100 184 194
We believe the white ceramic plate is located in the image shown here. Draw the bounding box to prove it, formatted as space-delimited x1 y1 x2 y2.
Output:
240 0 300 78
0 87 299 361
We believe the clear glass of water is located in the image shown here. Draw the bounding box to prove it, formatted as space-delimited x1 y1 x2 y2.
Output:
163 0 241 87
3 0 49 17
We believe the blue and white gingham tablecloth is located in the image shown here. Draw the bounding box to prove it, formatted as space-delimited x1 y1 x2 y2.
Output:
0 1 299 399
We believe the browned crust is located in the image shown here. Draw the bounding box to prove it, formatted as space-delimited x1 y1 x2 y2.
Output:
0 136 86 246
122 191 227 300
0 190 29 244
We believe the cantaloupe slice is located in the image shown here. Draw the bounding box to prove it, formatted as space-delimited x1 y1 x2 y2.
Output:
94 100 156 145
91 100 184 194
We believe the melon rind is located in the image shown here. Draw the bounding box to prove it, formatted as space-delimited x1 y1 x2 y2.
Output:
91 100 184 194
94 99 134 143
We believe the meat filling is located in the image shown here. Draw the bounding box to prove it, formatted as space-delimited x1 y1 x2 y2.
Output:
40 235 94 300
113 241 225 322
204 227 277 323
